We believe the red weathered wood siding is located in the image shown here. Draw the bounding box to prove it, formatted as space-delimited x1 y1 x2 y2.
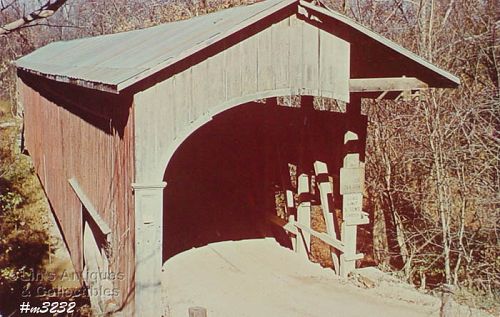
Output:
18 72 135 313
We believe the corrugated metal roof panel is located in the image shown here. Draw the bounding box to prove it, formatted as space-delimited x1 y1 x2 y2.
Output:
16 0 295 92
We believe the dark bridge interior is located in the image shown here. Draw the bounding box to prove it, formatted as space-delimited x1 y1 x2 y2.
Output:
162 100 366 262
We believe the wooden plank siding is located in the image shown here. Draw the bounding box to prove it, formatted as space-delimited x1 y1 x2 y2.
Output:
134 15 350 183
18 75 136 315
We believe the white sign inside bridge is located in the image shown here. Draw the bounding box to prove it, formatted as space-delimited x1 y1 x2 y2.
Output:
342 193 363 215
340 167 365 194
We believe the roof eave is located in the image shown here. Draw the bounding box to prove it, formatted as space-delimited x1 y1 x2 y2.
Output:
17 67 120 94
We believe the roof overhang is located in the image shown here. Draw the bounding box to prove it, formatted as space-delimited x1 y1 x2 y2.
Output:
298 1 460 89
16 0 459 95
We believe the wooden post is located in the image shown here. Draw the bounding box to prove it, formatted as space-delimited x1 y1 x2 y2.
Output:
339 131 364 277
296 173 311 258
285 190 297 251
313 161 340 275
132 181 167 316
189 306 207 317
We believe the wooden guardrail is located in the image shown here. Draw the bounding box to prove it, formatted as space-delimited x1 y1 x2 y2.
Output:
270 130 369 278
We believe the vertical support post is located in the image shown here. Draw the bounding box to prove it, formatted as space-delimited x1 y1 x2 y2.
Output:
132 181 167 316
314 161 340 275
340 131 364 278
337 95 368 278
296 173 311 258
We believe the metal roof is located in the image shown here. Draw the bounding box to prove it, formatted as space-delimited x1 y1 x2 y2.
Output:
16 0 459 94
16 0 296 93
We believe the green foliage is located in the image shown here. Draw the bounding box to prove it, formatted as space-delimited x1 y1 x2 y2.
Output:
0 190 22 212
0 101 49 314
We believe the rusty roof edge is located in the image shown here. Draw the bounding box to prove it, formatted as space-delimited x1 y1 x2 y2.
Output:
300 0 461 87
17 67 120 94
115 0 299 92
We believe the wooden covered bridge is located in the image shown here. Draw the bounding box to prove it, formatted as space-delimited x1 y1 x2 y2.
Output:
16 0 459 315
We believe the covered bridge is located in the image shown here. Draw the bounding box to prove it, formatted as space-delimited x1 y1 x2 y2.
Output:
16 0 459 315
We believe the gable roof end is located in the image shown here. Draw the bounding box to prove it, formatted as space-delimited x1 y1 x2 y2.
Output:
298 1 460 88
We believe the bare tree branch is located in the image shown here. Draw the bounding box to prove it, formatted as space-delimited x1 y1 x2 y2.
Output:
0 0 68 35
0 0 16 13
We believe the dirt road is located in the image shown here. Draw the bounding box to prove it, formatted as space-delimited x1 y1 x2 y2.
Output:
162 238 488 317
